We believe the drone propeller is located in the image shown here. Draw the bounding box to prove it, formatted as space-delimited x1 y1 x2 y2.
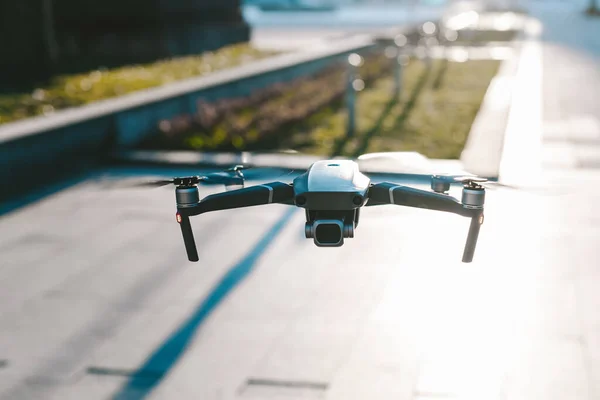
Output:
432 175 488 183
128 179 178 188
431 174 488 193
141 174 241 187
99 168 245 190
430 174 563 195
223 164 298 181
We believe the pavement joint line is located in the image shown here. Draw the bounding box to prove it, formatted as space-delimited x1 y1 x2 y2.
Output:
245 377 328 391
86 366 163 379
413 391 456 398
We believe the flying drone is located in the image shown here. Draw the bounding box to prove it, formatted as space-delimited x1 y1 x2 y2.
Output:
134 160 487 263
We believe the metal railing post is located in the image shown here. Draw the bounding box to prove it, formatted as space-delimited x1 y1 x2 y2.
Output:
346 53 363 138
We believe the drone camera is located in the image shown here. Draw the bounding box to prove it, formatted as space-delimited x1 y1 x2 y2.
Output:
305 219 354 247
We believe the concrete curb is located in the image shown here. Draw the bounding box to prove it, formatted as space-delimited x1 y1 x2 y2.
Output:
497 17 543 184
459 24 526 178
0 36 376 200
460 14 543 180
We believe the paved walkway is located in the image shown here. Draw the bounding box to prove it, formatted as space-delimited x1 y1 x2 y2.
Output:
536 2 600 169
498 2 600 399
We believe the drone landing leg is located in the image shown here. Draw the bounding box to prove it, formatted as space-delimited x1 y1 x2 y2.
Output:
176 182 294 261
462 213 483 263
366 183 484 263
177 212 199 262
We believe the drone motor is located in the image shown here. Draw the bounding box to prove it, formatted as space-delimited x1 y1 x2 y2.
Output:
175 185 200 208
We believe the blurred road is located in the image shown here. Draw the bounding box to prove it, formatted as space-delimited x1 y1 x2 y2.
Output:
1 2 600 400
246 0 473 50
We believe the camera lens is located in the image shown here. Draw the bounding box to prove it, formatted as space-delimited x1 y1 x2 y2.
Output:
315 223 342 245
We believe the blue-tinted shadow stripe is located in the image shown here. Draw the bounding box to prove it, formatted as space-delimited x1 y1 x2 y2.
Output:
112 207 297 400
0 171 94 217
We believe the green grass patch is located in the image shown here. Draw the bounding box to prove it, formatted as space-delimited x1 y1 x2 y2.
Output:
266 58 500 159
0 43 277 125
143 57 500 160
139 52 394 152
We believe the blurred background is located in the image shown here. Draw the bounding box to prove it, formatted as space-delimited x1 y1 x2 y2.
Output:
0 0 599 399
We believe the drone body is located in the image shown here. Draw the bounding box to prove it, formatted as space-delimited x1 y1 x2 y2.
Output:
292 160 370 209
292 160 369 247
172 160 486 263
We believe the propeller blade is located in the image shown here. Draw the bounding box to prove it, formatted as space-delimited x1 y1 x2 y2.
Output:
430 176 560 195
481 181 567 195
130 179 175 188
97 163 297 191
205 164 250 188
432 174 488 184
453 176 488 184
199 172 242 186
482 181 515 190
97 177 175 189
221 165 296 181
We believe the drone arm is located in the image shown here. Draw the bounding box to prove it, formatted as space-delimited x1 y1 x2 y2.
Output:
366 182 473 217
182 181 295 217
366 182 483 263
175 182 294 262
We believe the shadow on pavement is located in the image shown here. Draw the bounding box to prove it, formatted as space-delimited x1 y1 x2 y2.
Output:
0 170 95 217
432 58 448 90
112 207 298 400
348 96 398 158
349 65 432 159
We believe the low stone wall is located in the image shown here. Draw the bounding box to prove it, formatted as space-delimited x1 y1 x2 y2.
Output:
0 37 375 200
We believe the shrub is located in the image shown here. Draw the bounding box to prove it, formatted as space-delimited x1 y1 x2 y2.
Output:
141 51 394 151
0 43 276 124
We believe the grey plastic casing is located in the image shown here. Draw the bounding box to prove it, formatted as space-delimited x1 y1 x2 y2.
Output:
292 160 371 210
